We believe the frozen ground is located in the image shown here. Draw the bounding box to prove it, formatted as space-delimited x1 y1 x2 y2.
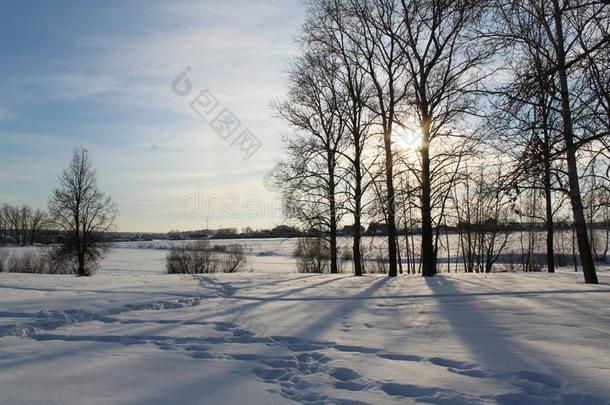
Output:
1 262 609 404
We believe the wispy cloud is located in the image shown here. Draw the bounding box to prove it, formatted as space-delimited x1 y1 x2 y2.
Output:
0 132 65 147
0 0 302 231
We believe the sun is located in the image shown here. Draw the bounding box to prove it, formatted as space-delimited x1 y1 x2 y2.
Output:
394 124 423 151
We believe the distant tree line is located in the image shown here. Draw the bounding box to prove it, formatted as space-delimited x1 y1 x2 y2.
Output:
0 204 48 245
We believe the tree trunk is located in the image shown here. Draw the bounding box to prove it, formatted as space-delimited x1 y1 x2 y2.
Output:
329 163 338 274
353 224 362 276
543 155 556 273
384 126 398 277
353 154 363 277
420 126 436 277
77 250 86 277
552 0 598 284
329 196 338 275
396 239 404 274
353 206 363 277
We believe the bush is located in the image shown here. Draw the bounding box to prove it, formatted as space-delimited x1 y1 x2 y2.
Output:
370 247 388 274
213 244 227 253
293 238 330 273
167 249 218 274
46 245 98 276
166 241 248 274
503 252 544 273
0 250 7 272
2 251 72 274
359 246 387 274
340 248 353 262
221 244 247 273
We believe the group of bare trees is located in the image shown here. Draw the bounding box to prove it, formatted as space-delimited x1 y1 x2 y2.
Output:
275 0 609 283
0 204 48 246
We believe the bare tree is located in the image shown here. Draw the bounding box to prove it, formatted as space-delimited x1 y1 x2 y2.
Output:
494 0 609 283
48 147 117 276
582 157 610 262
29 209 48 245
346 0 410 277
19 205 32 246
4 204 21 245
393 0 495 276
0 204 6 245
488 30 566 274
304 0 381 276
0 204 48 245
274 49 347 274
455 166 511 273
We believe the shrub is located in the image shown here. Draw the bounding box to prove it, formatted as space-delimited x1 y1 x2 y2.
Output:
359 246 387 274
3 251 72 274
213 244 227 253
371 247 389 274
340 248 353 262
167 249 218 274
221 244 247 273
46 245 98 275
166 241 248 274
0 250 7 272
293 237 330 273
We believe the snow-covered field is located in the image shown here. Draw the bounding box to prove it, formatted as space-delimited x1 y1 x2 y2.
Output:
1 243 610 404
100 238 300 274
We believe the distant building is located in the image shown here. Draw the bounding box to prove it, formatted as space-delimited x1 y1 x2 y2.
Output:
366 222 388 235
341 224 365 236
271 225 300 237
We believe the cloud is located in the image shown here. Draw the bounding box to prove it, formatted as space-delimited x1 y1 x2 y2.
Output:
0 0 302 230
0 132 64 147
0 110 10 122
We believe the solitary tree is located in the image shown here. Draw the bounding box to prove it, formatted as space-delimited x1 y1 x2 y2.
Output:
48 147 117 276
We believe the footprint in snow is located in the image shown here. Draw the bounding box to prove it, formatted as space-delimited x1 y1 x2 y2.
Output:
380 383 442 398
330 367 361 381
378 353 423 362
428 357 478 370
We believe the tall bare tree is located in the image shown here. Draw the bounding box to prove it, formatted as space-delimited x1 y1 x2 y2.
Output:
395 0 495 276
347 0 410 277
274 50 347 274
304 0 380 276
494 0 609 283
48 147 117 276
488 23 565 274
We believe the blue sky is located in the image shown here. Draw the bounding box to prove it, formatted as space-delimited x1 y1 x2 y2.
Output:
0 0 303 232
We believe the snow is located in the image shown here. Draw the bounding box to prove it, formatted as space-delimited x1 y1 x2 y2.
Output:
1 245 610 404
